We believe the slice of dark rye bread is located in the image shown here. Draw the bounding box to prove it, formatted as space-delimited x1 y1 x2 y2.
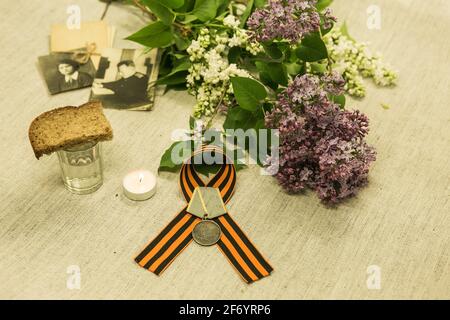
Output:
29 101 113 159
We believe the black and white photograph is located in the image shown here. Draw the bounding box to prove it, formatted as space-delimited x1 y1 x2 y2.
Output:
38 53 95 95
2 0 449 304
90 48 159 111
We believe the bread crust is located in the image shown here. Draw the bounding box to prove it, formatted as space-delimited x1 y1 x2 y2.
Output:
29 101 113 159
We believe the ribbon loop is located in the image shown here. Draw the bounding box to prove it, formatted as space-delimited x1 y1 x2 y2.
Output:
135 146 273 283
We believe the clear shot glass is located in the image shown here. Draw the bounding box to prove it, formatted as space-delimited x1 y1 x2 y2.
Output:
56 142 104 194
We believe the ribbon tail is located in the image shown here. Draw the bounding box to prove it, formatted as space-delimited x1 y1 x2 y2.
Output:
135 208 200 276
215 214 273 284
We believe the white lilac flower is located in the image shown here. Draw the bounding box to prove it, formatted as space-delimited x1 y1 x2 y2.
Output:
223 14 240 29
186 16 262 118
324 28 397 98
233 3 247 16
228 35 243 47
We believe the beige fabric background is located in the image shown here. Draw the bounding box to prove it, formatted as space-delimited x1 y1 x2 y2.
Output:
0 0 449 299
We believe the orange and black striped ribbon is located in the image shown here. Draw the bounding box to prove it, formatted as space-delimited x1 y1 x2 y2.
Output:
135 146 273 283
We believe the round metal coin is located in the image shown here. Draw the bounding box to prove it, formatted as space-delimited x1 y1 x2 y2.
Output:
192 220 221 246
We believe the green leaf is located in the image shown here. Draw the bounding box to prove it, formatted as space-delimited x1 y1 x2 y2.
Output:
295 32 328 62
194 163 222 176
191 0 219 22
239 0 254 27
330 94 346 109
262 42 283 60
142 0 175 25
216 0 230 16
156 71 188 85
155 0 185 9
175 0 195 12
189 116 196 130
310 62 327 74
174 32 191 50
181 14 199 23
228 46 242 63
316 0 333 11
320 14 334 36
254 0 267 8
230 77 267 112
169 52 188 59
223 107 271 167
159 140 193 172
223 107 258 130
126 21 174 48
172 57 191 73
258 71 278 90
156 56 190 85
255 61 288 86
285 62 302 76
320 25 333 36
158 49 173 76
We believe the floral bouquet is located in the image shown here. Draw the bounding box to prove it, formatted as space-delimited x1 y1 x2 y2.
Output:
125 0 397 204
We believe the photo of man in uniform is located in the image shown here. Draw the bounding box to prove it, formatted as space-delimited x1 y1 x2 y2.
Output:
89 48 159 110
92 60 149 108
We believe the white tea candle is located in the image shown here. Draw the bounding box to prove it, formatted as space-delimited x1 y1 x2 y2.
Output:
123 170 156 201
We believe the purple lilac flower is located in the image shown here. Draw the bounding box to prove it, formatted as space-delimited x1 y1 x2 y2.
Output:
322 71 346 96
248 0 331 43
265 73 376 203
322 8 337 30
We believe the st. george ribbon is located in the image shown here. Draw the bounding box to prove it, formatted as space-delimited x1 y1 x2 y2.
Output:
135 145 273 283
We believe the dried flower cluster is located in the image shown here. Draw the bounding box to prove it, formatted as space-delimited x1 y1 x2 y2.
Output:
265 73 376 203
186 15 262 118
247 0 335 43
324 28 397 97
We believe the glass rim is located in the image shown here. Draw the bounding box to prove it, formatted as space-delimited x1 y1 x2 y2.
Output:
62 141 99 152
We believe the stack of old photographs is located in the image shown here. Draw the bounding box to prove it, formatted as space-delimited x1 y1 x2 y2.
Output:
38 21 159 111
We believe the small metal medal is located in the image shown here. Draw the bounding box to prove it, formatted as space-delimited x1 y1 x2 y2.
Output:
187 187 227 247
192 219 221 246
